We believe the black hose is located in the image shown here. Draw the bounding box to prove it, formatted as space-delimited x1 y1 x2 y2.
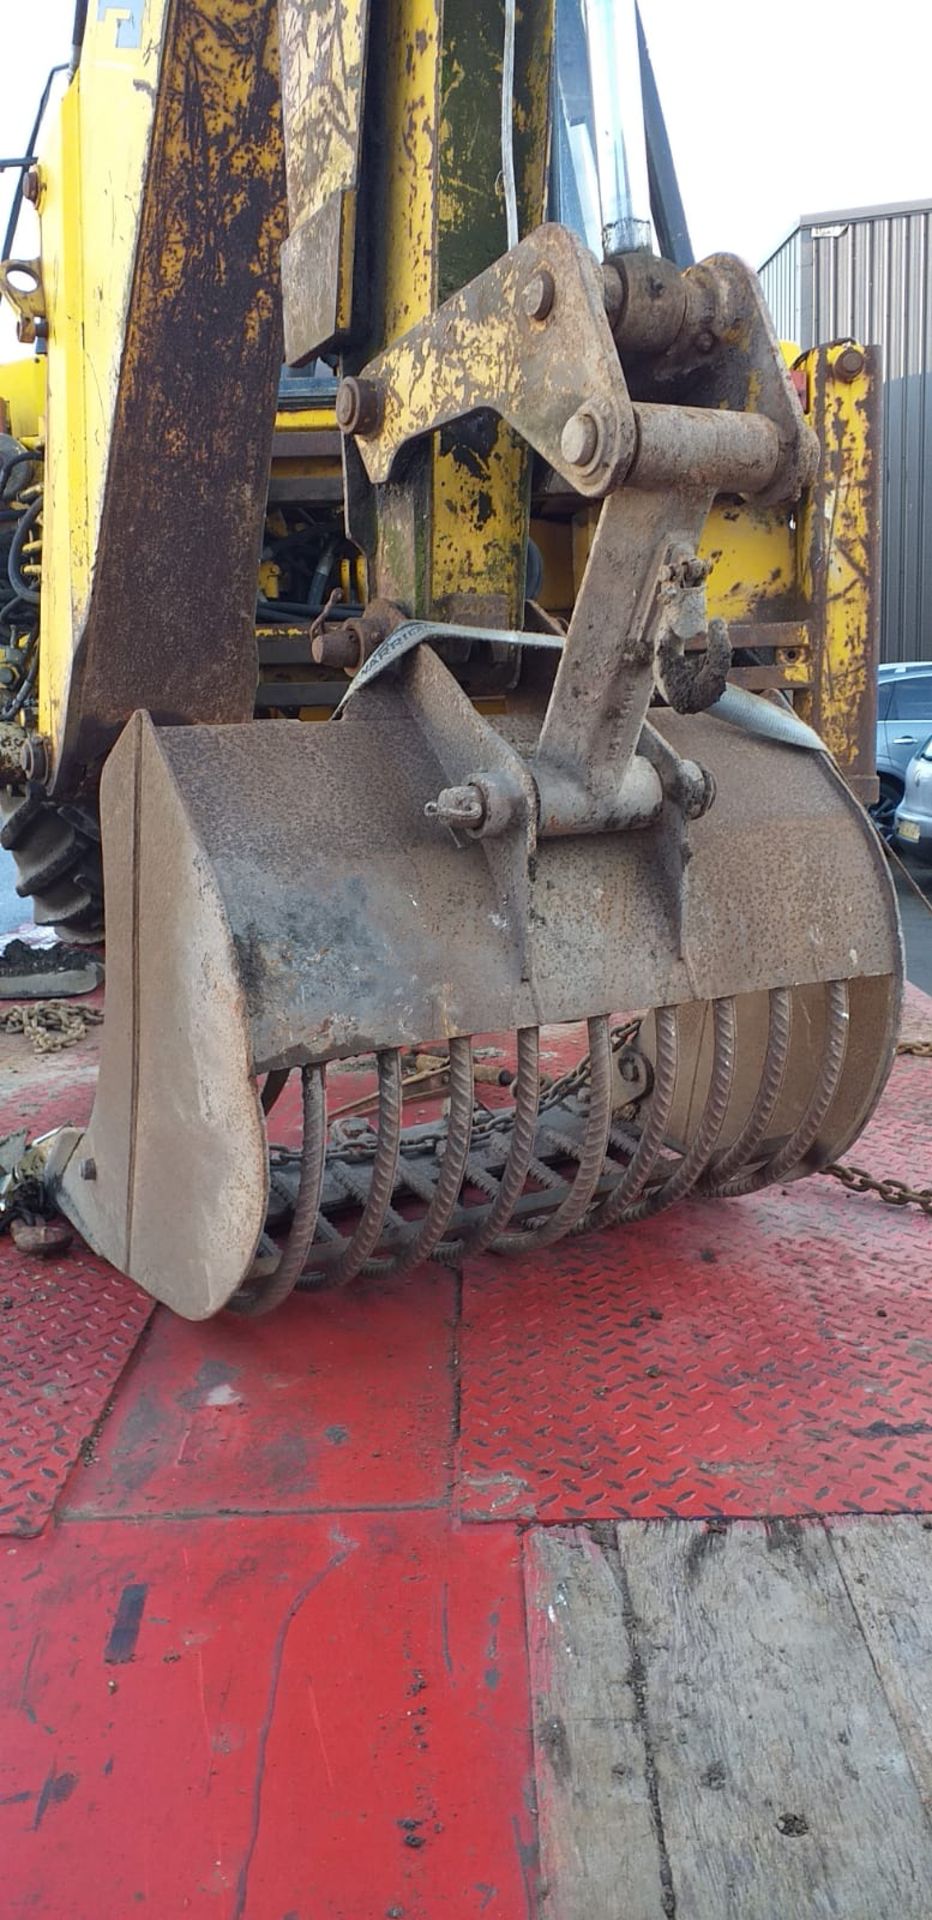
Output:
7 494 42 607
0 644 38 721
0 451 37 502
71 0 89 73
1 65 69 264
256 597 363 623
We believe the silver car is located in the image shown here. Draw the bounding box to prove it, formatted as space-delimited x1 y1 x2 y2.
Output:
894 734 932 861
876 662 932 835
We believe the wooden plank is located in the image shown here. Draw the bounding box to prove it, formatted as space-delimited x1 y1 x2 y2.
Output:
527 1518 932 1919
831 1515 932 1814
525 1526 663 1917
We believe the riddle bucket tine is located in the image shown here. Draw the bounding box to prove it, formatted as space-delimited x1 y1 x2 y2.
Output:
593 1006 680 1227
449 1027 543 1258
717 981 851 1198
368 1035 475 1273
228 1064 328 1318
703 988 793 1194
492 1016 614 1251
311 1051 405 1288
628 995 738 1221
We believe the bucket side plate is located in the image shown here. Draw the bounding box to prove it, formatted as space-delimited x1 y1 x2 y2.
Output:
57 712 268 1319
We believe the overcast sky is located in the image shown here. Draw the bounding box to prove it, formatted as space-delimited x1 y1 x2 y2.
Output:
1 0 930 359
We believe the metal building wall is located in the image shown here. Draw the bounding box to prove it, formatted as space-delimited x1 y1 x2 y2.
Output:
759 227 801 345
760 201 932 664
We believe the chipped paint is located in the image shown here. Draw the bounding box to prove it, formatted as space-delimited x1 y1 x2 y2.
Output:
796 343 881 800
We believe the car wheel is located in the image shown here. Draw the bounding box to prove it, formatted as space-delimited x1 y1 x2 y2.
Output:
870 775 902 842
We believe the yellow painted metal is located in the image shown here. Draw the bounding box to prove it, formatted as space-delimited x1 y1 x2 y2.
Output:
430 0 554 623
369 0 555 621
0 356 45 440
430 429 530 623
298 0 554 621
796 343 880 799
34 0 286 778
36 0 170 749
702 503 796 623
37 76 92 748
529 516 574 613
274 405 338 433
277 0 369 358
380 0 441 343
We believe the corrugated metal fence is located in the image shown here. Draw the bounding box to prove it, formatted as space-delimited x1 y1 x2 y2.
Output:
760 201 932 665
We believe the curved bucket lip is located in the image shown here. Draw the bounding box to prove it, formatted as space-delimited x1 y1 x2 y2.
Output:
802 752 905 1171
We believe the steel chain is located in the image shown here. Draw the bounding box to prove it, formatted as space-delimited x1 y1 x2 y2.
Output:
0 999 104 1054
273 1020 643 1169
288 1026 932 1222
821 1037 931 1216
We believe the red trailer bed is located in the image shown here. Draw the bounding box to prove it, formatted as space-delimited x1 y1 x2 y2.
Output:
1 993 931 1917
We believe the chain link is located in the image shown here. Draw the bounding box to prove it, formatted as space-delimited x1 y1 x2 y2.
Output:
0 999 104 1054
275 1021 643 1168
821 1036 932 1217
823 1161 932 1215
313 1027 932 1224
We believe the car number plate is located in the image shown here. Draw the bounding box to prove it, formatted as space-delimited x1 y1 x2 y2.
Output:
899 818 921 842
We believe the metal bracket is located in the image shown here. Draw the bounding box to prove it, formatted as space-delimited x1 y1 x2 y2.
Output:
531 488 724 835
344 225 636 500
606 249 819 505
0 259 46 344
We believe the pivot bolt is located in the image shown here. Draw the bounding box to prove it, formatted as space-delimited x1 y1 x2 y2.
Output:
561 406 602 470
78 1156 97 1182
335 377 383 436
835 346 865 383
22 167 40 205
680 760 716 820
424 783 487 831
20 734 50 784
521 268 555 322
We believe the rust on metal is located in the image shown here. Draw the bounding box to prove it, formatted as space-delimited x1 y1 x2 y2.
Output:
277 0 370 362
52 0 288 787
349 225 636 499
796 344 882 802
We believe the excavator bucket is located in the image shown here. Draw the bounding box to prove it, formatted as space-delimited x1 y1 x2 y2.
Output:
41 230 903 1318
9 7 902 1324
46 616 901 1318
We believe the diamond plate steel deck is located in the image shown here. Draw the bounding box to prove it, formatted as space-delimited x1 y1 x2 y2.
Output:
455 1049 932 1523
0 1003 153 1536
0 1239 152 1535
67 1271 456 1518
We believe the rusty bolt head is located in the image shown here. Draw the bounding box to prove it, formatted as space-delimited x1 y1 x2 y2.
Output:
20 734 50 784
424 783 486 831
561 406 602 470
78 1156 97 1182
680 761 716 820
694 328 717 355
22 167 40 205
335 377 383 437
835 346 865 383
10 1216 73 1257
521 269 555 322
